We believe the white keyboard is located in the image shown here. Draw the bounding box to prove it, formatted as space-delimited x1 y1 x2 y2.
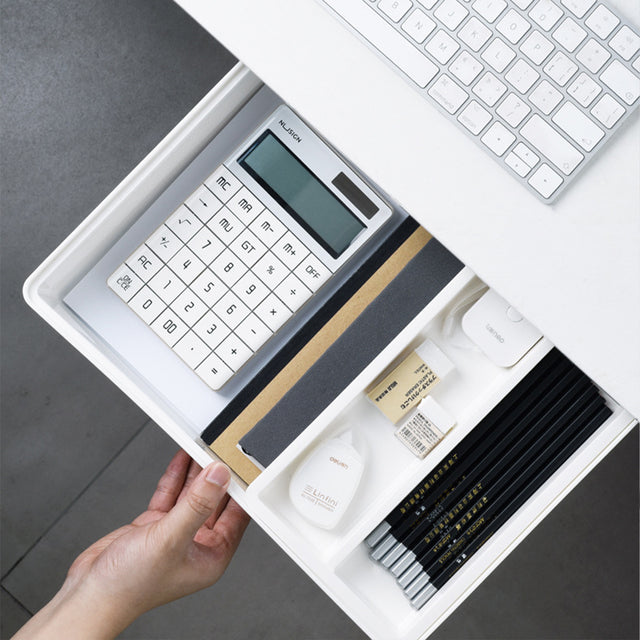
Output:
108 165 335 391
321 0 640 202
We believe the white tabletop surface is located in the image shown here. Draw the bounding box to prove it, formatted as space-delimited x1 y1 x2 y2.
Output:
176 0 639 416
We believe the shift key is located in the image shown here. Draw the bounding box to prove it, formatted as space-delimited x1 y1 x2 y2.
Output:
520 115 584 175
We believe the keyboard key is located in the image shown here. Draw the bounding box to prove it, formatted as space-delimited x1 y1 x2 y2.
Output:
215 333 253 372
167 246 207 285
327 0 439 87
226 186 263 226
481 37 516 72
151 308 188 347
600 60 640 105
567 72 602 107
449 51 484 85
274 273 313 312
513 142 540 166
204 166 241 203
529 0 564 31
609 25 640 60
173 332 210 369
561 0 595 18
458 99 493 134
212 290 250 330
505 152 532 176
576 38 611 72
233 271 270 309
229 228 268 268
552 17 587 52
496 92 531 126
472 0 507 23
505 59 540 93
552 101 605 151
512 0 535 9
428 74 469 113
426 30 460 63
496 9 531 44
148 266 187 305
520 30 555 64
195 352 233 391
402 9 436 43
584 4 619 39
294 254 332 291
473 71 507 106
458 17 492 52
190 269 227 307
434 0 469 30
235 314 272 352
590 93 625 128
172 289 208 326
633 56 640 73
528 163 563 197
192 311 231 350
185 185 223 224
530 79 563 113
165 205 202 243
520 114 584 174
481 121 516 155
126 244 163 282
108 264 144 302
416 0 438 8
210 248 248 287
145 226 181 262
379 0 412 22
255 293 294 332
543 51 578 86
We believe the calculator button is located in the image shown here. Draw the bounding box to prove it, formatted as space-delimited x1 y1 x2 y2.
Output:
107 264 144 302
150 308 189 347
192 311 231 350
212 290 250 329
126 245 163 282
165 205 202 243
145 226 181 262
274 273 313 312
208 209 243 245
172 289 209 326
210 248 248 287
187 226 225 265
172 332 210 369
271 231 309 270
128 287 165 324
185 185 223 224
252 252 289 290
235 314 273 352
190 269 227 307
226 186 264 226
148 266 186 305
167 246 206 285
204 166 242 203
255 293 294 332
229 229 268 268
233 271 270 309
294 254 332 292
215 333 253 371
249 209 287 247
195 353 234 390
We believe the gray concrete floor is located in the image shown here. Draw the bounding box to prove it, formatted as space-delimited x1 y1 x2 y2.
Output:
1 1 638 638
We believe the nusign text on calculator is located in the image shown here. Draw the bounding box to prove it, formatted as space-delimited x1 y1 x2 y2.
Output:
107 105 392 390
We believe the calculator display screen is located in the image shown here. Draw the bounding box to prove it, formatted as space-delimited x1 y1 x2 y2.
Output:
238 131 366 259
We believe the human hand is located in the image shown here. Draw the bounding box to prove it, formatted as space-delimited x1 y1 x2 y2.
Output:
14 451 250 640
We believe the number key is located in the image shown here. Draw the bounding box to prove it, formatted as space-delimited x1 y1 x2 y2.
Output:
150 308 188 347
167 246 206 285
192 310 231 349
212 290 250 329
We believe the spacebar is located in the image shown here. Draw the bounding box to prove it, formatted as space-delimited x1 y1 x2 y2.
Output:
324 0 438 88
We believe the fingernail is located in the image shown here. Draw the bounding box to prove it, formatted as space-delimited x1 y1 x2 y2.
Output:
205 463 230 488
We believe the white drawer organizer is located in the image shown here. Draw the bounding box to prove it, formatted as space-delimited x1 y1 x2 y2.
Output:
23 63 636 640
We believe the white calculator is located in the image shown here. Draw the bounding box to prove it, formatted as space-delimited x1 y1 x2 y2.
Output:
107 106 393 391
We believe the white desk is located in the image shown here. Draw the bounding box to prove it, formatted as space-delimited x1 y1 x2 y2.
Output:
175 0 640 417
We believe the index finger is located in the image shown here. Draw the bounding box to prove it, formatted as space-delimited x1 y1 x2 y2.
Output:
147 450 191 512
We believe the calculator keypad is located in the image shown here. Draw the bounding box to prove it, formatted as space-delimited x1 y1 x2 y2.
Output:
108 165 333 390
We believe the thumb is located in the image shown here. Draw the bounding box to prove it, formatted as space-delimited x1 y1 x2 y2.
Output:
164 462 231 543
